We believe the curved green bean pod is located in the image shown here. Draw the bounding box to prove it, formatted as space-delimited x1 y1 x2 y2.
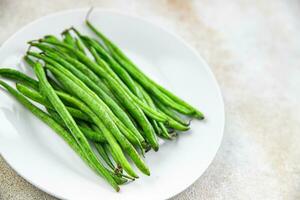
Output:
16 83 91 122
95 143 115 170
0 68 38 90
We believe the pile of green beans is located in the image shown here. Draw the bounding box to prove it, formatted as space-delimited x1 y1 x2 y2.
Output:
0 20 204 191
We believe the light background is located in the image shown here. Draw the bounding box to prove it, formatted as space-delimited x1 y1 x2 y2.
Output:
0 0 299 199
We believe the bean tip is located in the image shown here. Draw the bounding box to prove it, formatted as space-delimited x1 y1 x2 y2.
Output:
186 119 192 126
153 146 159 152
85 6 94 22
115 186 120 192
194 111 205 120
26 45 32 53
61 28 71 36
27 39 39 45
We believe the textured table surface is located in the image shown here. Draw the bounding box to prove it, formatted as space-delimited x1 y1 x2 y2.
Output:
1 0 299 199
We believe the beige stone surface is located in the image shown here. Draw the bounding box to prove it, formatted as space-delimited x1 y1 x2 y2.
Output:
1 0 300 199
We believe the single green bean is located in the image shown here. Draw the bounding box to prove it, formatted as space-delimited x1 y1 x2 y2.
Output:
24 56 64 91
103 143 122 173
0 68 38 89
62 29 76 47
78 123 106 143
91 124 121 171
154 99 189 126
75 38 86 53
138 83 171 139
47 108 105 143
16 83 91 122
95 143 115 170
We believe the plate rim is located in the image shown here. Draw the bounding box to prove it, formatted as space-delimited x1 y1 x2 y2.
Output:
0 8 225 200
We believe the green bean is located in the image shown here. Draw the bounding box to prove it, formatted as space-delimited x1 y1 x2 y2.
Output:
96 142 135 181
66 28 87 54
75 38 86 53
138 83 171 139
103 143 122 173
95 143 115 170
158 122 173 139
23 55 36 67
62 30 86 54
42 35 76 57
151 118 161 136
45 73 64 91
86 20 204 118
78 123 106 143
154 99 189 126
47 107 105 143
24 56 64 91
91 124 122 172
47 64 150 176
33 62 119 189
131 78 164 138
16 83 91 122
0 80 121 190
62 29 76 47
0 68 38 90
26 52 66 90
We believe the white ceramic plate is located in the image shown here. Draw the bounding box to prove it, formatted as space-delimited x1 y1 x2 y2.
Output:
0 9 224 200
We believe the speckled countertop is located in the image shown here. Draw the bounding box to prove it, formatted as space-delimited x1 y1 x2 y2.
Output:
0 0 299 199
